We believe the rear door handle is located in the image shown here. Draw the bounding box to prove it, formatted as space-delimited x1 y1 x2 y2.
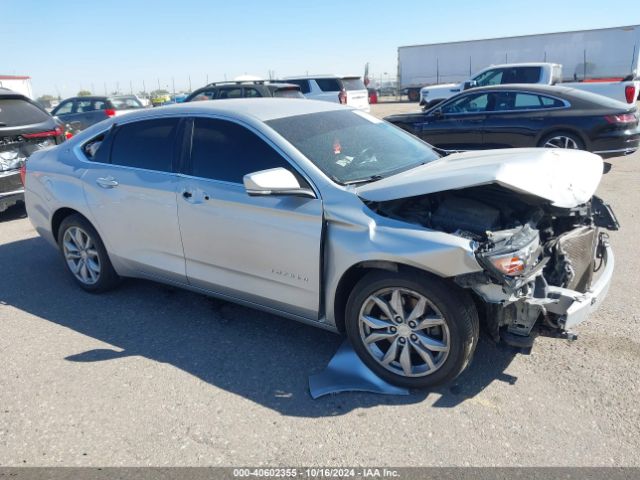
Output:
183 191 193 199
96 176 118 188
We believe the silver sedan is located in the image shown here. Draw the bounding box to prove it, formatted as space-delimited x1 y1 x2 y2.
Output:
25 99 616 388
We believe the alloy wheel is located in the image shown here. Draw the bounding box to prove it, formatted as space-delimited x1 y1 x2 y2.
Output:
358 287 450 378
62 226 101 285
543 135 579 149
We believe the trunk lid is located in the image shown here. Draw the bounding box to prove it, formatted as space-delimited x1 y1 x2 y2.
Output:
356 148 603 208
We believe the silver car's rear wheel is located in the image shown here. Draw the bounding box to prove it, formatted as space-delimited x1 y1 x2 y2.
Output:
63 226 101 285
358 287 450 378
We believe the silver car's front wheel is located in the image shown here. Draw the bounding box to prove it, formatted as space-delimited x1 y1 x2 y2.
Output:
57 214 120 292
63 226 101 285
345 271 479 388
359 288 450 378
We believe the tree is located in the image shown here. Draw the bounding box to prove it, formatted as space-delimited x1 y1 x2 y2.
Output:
36 94 56 109
77 90 92 97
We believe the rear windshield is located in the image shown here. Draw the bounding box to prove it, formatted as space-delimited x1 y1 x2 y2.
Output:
0 98 51 127
109 96 143 110
274 88 305 99
342 78 366 91
315 78 342 92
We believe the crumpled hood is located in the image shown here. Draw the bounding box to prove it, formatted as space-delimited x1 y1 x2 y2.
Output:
356 148 603 208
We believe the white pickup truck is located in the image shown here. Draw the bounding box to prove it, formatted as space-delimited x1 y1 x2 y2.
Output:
419 63 640 109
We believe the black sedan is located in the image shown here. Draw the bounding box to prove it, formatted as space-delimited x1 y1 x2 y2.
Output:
385 84 640 158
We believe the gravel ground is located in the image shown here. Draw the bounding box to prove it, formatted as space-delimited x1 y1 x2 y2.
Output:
0 102 638 466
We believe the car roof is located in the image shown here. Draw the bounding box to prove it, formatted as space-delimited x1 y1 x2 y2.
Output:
106 98 351 123
477 62 560 69
0 88 30 100
60 96 108 101
283 74 361 80
464 84 575 95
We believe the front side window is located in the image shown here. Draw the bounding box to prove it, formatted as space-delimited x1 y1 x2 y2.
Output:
473 69 503 87
440 93 490 114
190 118 292 183
110 118 179 172
267 110 440 185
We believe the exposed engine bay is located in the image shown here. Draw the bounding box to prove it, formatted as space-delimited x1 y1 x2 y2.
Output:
365 184 619 345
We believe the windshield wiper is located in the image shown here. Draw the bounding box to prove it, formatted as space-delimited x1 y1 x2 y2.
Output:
342 174 384 186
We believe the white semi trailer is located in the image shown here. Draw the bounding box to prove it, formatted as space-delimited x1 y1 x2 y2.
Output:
0 75 33 99
399 25 640 101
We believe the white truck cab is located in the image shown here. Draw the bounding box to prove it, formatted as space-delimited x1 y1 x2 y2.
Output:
420 63 638 109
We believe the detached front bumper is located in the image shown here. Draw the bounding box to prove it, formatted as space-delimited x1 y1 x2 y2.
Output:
544 243 614 330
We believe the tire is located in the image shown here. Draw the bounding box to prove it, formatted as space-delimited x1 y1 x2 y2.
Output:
345 270 479 388
57 214 120 292
538 131 585 150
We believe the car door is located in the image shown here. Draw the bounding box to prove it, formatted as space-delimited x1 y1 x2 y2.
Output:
176 117 323 319
482 91 552 149
418 92 490 151
81 117 187 283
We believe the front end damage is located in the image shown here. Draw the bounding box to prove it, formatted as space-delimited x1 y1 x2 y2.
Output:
366 185 619 347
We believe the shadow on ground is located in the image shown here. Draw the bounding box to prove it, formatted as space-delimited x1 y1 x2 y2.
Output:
0 232 520 417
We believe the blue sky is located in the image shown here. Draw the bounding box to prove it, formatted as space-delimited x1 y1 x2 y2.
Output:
2 0 639 97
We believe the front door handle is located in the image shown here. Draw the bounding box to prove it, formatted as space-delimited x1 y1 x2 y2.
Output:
96 176 118 188
182 191 193 199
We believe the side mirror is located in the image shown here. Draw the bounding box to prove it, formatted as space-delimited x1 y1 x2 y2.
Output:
463 80 477 90
243 167 315 198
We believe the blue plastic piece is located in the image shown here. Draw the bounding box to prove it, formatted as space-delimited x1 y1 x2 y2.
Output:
309 339 410 399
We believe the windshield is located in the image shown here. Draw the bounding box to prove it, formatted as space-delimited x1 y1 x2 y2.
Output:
267 110 440 184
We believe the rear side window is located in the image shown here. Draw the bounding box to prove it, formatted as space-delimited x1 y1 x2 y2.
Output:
342 78 365 91
514 93 543 108
540 95 565 107
110 118 179 172
0 98 51 126
286 80 310 94
75 99 95 113
511 67 542 83
315 78 341 92
244 88 262 98
190 118 292 183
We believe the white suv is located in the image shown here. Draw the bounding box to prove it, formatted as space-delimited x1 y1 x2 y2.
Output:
284 75 370 112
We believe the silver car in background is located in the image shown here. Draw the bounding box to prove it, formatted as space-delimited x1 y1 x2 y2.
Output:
24 99 617 388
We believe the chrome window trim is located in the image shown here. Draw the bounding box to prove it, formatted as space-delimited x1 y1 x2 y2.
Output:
73 113 322 199
438 90 571 117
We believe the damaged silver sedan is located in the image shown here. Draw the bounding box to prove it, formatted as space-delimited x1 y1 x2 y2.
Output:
24 99 617 388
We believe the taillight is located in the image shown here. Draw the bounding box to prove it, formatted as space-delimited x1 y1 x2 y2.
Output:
338 89 347 105
105 108 116 117
65 131 74 140
19 163 26 186
625 85 636 103
605 113 636 123
22 126 63 139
